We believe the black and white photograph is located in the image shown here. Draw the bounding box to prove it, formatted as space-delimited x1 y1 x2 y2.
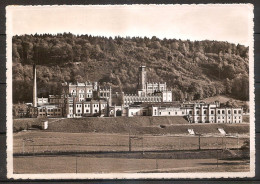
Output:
6 4 255 179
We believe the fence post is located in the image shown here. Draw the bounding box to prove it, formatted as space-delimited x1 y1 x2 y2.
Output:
156 159 158 170
142 135 144 156
222 136 224 150
198 135 201 150
22 140 25 154
237 134 239 150
179 137 181 150
75 156 78 174
129 133 131 152
217 150 219 168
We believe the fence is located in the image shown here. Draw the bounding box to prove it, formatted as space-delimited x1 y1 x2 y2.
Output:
14 134 249 154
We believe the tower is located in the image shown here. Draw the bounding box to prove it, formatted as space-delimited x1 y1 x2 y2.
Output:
138 66 147 92
33 64 37 107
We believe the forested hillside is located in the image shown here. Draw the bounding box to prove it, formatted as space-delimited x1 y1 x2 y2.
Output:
12 33 249 103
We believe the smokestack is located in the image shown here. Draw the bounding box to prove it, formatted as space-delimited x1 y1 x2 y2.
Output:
33 64 37 107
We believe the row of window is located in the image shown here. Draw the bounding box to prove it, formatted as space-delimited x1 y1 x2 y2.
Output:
39 108 61 112
100 92 110 97
71 89 92 93
38 113 61 117
125 98 161 102
76 104 106 108
187 109 242 115
70 109 100 114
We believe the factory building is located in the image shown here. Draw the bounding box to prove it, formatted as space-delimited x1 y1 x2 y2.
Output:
27 65 111 118
26 64 243 123
123 66 172 105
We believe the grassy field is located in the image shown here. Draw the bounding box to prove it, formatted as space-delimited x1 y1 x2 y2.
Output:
13 115 250 174
13 155 249 174
14 131 249 154
14 116 249 135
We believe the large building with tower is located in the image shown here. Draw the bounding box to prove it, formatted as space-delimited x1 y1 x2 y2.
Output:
123 66 172 106
26 64 243 123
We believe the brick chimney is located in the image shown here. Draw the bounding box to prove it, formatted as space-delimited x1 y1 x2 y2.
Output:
33 64 37 107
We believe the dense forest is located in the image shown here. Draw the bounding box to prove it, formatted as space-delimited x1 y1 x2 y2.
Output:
12 33 249 103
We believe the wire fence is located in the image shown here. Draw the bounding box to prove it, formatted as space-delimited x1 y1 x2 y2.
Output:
14 134 249 154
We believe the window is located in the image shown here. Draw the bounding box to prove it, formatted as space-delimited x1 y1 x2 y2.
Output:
228 110 231 114
204 110 206 115
168 112 170 115
238 110 241 114
175 112 177 115
218 110 220 114
197 110 199 115
211 110 214 115
131 112 133 115
95 109 97 113
222 110 225 114
78 110 80 113
234 110 237 114
189 111 192 115
86 109 89 113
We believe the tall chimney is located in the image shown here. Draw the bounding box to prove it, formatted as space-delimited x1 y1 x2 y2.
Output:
33 64 37 107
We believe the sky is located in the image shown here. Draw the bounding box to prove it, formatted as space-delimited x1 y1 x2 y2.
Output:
7 4 253 46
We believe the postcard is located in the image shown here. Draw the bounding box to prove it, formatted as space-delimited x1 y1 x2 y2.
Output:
6 4 255 179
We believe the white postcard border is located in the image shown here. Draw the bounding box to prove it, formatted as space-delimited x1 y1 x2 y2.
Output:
6 4 255 179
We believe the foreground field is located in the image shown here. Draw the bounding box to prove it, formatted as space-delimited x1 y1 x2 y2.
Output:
13 130 250 174
12 118 250 174
14 155 249 174
13 131 249 154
